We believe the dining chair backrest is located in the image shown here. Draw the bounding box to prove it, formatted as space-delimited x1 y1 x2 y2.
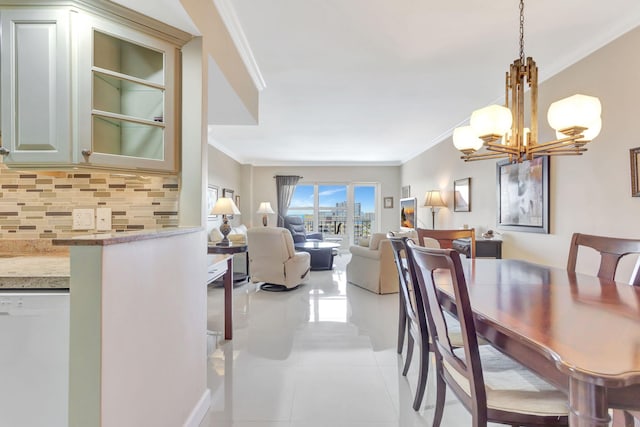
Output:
422 237 441 249
388 236 430 348
405 240 486 411
567 233 640 286
416 228 476 258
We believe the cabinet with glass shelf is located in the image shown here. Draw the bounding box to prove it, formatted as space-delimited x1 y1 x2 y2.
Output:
77 15 178 172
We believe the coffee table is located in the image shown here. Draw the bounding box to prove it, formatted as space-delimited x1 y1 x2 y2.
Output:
294 241 340 270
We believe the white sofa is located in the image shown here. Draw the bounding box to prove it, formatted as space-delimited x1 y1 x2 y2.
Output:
346 230 418 294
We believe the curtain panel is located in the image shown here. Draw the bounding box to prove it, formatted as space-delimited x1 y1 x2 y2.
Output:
275 175 301 227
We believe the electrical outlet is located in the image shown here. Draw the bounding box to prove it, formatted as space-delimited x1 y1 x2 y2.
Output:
72 209 95 230
96 208 112 231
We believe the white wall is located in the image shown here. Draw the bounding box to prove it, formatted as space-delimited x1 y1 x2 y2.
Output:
207 145 244 233
67 229 209 427
249 165 401 235
402 25 640 282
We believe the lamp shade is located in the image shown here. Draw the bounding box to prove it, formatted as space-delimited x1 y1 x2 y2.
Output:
424 190 446 208
453 126 483 151
211 197 241 216
470 104 513 138
547 94 602 133
256 202 275 214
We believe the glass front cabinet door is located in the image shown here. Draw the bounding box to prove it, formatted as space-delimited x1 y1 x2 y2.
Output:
77 15 178 172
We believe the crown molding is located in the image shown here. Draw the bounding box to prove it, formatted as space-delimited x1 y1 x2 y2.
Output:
213 0 266 91
0 0 194 46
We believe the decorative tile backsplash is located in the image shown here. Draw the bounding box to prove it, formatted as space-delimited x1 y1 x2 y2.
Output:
0 164 179 240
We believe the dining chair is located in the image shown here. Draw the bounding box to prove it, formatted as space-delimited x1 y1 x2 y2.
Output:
389 236 431 410
416 228 476 258
389 236 465 411
567 232 640 286
406 241 569 427
568 233 640 426
393 235 440 354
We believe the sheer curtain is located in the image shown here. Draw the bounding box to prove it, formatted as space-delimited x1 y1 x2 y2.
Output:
275 175 301 227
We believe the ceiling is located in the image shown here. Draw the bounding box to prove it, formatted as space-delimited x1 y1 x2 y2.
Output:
116 0 640 166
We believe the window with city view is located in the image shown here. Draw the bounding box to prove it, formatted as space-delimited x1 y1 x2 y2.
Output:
287 183 377 245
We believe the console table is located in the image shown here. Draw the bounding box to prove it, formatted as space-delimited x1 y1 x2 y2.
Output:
207 243 249 282
207 244 249 340
452 237 502 258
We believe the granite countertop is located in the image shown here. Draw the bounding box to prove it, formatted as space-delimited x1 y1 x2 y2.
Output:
0 248 70 289
53 226 202 246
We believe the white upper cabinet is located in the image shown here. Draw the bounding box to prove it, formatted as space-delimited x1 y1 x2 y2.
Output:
76 14 178 172
0 2 188 173
0 9 72 164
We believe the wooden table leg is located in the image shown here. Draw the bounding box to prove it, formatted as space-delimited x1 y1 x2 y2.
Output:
224 257 233 340
569 377 610 426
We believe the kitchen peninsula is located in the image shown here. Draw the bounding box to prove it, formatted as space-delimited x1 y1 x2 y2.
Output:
53 227 210 427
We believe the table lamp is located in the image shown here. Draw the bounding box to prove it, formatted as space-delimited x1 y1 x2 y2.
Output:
424 190 446 229
211 197 241 246
256 202 275 226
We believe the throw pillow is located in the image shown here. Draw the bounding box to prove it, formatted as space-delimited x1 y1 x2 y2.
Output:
209 227 223 242
359 237 370 247
229 233 246 243
368 233 386 250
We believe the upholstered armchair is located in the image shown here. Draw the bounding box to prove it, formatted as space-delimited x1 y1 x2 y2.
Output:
247 227 311 290
283 215 323 244
347 230 419 294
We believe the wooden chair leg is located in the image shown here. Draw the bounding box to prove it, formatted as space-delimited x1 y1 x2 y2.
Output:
403 335 414 376
397 298 407 354
412 346 429 410
432 367 446 426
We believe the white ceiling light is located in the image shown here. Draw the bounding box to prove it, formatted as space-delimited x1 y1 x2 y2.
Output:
453 0 603 163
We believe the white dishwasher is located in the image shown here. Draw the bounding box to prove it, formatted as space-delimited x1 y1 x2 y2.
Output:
0 292 69 427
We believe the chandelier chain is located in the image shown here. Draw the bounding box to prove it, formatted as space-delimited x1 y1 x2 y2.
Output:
519 0 525 63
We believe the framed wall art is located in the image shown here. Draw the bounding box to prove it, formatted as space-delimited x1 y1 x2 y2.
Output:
454 177 471 212
496 157 549 234
222 188 234 199
631 147 640 197
400 197 417 230
207 185 219 220
222 188 235 219
401 185 411 198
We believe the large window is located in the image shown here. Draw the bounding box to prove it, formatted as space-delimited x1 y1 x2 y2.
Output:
288 184 315 233
353 185 376 243
318 185 347 236
288 183 378 245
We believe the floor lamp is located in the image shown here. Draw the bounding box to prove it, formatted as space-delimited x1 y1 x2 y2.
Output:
424 190 446 229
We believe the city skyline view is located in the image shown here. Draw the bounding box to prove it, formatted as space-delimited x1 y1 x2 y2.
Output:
290 184 375 213
288 184 377 239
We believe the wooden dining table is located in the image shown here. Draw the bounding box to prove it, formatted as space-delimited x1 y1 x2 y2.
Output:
434 258 640 427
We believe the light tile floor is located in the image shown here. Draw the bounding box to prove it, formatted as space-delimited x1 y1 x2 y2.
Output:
200 254 498 427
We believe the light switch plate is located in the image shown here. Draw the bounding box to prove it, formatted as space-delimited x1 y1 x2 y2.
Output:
96 208 112 231
72 209 95 230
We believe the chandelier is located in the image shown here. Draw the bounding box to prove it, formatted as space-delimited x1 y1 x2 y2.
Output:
452 0 602 163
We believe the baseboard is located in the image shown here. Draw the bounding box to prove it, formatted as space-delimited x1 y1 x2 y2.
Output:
183 388 211 427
